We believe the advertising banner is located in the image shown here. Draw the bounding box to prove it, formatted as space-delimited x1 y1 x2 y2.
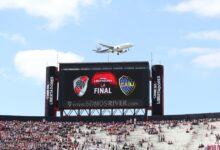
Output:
151 65 164 116
45 66 58 117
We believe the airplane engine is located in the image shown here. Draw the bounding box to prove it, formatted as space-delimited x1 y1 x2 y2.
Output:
121 49 128 53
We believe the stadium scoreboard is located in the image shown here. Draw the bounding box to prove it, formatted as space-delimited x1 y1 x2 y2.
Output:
58 62 150 109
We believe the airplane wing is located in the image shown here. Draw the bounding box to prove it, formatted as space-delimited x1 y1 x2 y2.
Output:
99 43 114 49
93 48 112 53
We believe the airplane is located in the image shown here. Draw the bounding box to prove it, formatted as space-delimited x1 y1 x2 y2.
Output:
93 42 133 55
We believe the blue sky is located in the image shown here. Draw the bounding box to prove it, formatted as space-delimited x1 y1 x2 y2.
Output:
0 0 220 116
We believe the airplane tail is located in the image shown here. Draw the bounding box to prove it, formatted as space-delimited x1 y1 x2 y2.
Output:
93 46 101 51
96 45 102 50
97 47 102 51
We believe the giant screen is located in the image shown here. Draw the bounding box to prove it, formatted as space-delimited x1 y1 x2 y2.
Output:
58 62 149 109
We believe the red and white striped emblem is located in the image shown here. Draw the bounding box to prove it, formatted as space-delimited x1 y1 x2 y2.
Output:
73 76 89 97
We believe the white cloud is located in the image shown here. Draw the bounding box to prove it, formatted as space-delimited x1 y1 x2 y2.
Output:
14 49 84 83
167 0 220 17
0 0 111 29
193 52 220 68
168 47 212 56
169 47 220 69
0 32 27 45
186 31 220 41
179 47 211 54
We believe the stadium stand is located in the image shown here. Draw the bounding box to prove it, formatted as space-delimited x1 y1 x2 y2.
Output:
1 113 220 149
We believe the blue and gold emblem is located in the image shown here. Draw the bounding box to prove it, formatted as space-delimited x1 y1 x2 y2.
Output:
119 75 136 96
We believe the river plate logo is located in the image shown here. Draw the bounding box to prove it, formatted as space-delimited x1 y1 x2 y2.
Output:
73 76 89 97
119 75 136 96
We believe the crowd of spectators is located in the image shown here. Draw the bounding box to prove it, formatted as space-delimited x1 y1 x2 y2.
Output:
0 118 220 149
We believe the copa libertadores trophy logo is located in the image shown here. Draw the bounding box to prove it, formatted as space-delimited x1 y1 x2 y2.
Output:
73 76 89 97
119 75 136 96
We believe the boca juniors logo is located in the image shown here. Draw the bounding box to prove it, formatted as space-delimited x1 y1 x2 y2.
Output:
91 72 117 95
119 75 136 96
73 76 89 97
